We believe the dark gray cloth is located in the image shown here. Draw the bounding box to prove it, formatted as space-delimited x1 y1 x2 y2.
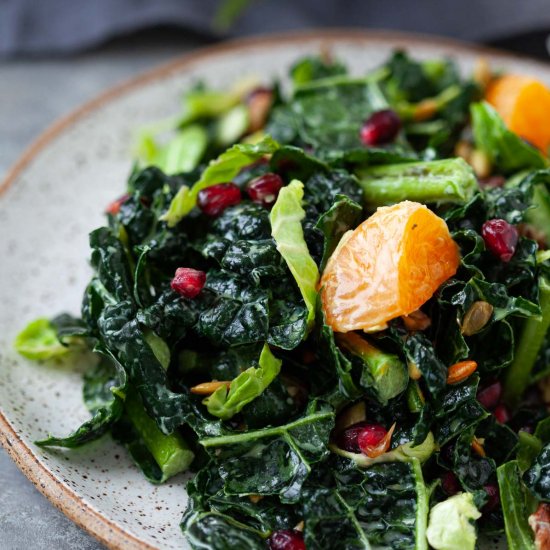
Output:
2 0 550 56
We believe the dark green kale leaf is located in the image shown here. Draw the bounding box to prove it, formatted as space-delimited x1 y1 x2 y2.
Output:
199 402 334 503
194 270 269 347
185 512 266 550
315 195 363 272
384 51 438 102
433 374 489 445
183 461 299 537
524 443 550 501
267 294 308 351
453 426 497 507
36 345 126 448
98 300 188 434
302 457 428 550
401 332 448 397
269 145 329 182
290 56 348 87
89 227 135 303
267 73 413 160
137 290 198 346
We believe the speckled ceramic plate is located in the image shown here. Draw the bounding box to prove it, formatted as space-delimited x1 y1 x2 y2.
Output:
1 30 550 550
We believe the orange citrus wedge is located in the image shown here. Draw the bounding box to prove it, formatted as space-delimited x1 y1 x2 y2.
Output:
320 201 460 333
486 74 550 153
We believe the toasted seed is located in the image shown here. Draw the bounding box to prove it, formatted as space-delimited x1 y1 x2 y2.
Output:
447 360 478 385
402 309 432 331
473 58 492 89
455 140 473 162
248 494 263 504
294 520 305 532
413 99 438 121
363 422 396 458
335 401 367 432
461 301 494 336
408 361 422 380
471 436 486 457
190 381 231 395
247 90 274 133
470 149 492 178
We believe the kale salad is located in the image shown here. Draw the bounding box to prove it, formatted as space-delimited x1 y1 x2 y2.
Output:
15 51 550 550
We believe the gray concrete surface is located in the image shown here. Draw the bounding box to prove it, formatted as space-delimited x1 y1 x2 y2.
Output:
0 33 202 550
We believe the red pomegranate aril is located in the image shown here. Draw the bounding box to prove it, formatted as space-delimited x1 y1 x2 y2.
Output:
268 529 306 550
171 268 206 299
105 193 130 215
477 381 502 411
197 183 241 216
360 109 401 146
493 403 510 424
482 484 500 513
482 219 519 262
441 471 461 496
357 424 388 454
246 173 284 207
337 422 368 453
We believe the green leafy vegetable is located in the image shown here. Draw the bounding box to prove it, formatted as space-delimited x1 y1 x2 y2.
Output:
37 346 126 448
270 179 320 330
15 317 72 360
337 331 408 405
15 49 550 549
204 344 282 420
524 443 550 501
471 102 548 174
162 136 279 226
504 276 550 405
426 492 481 550
138 124 208 175
357 158 478 206
498 461 537 550
315 195 362 271
124 389 194 482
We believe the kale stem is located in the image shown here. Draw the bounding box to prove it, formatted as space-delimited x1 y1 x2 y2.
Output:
125 390 194 480
356 158 478 207
504 276 550 406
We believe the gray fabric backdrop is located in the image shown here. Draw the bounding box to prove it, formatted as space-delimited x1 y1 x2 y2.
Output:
2 0 550 56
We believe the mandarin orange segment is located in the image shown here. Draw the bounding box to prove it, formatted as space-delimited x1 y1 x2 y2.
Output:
320 201 459 333
486 75 550 153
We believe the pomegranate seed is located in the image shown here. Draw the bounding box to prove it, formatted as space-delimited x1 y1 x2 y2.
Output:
105 193 130 215
360 109 401 146
357 424 387 453
493 404 510 424
441 471 461 496
197 183 241 217
336 422 368 453
477 381 502 411
268 529 306 550
170 268 206 299
482 484 500 513
246 173 284 207
481 219 519 262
